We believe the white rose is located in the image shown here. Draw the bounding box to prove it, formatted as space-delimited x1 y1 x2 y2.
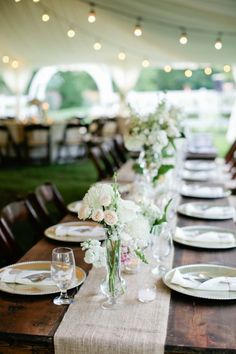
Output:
167 125 180 138
84 248 98 264
78 205 91 220
91 209 104 222
104 210 118 226
124 134 145 152
99 194 112 207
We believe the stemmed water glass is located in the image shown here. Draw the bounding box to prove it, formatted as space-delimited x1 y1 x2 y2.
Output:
51 247 75 305
151 223 173 277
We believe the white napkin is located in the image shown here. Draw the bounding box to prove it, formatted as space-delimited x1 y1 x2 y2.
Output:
182 185 224 197
0 269 54 286
175 227 235 244
171 269 236 291
55 224 105 238
185 204 234 218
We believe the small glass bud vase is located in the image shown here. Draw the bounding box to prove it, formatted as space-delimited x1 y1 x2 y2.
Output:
101 238 126 309
122 248 141 274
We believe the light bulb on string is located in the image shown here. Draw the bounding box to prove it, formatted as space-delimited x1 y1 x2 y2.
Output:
42 12 50 22
204 67 212 75
142 59 150 67
2 56 10 64
11 60 19 69
179 29 188 45
93 41 102 50
88 3 96 23
15 0 21 2
214 33 222 50
185 69 192 78
164 65 172 73
134 17 142 37
223 64 231 73
118 51 126 61
67 29 75 38
33 0 40 2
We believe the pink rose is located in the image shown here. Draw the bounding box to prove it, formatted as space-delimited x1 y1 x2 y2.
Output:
99 194 112 207
104 210 118 226
91 209 104 222
78 205 90 220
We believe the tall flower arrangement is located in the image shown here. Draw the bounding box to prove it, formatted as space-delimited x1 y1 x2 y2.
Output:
79 182 150 306
124 100 184 183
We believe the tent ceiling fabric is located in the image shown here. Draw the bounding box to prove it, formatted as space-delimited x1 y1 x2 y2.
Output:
0 0 236 69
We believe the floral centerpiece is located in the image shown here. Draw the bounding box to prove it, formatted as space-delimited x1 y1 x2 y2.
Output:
78 181 149 309
124 100 184 184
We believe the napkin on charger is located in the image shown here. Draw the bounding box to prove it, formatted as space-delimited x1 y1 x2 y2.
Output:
0 269 54 286
185 204 235 218
182 186 224 198
175 227 235 244
55 224 105 238
171 269 236 291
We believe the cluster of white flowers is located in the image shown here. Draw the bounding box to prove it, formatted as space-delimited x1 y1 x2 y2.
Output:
124 100 183 155
79 183 150 267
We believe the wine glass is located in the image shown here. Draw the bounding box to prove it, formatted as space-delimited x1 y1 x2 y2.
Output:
151 223 173 277
51 247 75 305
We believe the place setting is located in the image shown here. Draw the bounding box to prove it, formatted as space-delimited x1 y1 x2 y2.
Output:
180 183 231 199
173 225 236 249
44 221 106 242
177 202 235 220
163 263 236 300
184 160 217 171
0 258 86 296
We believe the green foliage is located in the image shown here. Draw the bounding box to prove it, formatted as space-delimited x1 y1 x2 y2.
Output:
134 68 224 91
153 164 174 182
46 71 98 109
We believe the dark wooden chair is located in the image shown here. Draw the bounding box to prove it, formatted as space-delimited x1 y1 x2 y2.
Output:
0 217 23 266
35 182 67 224
100 140 122 169
0 125 20 165
89 146 114 180
113 135 128 164
24 124 51 164
1 200 45 255
57 122 87 162
225 139 236 164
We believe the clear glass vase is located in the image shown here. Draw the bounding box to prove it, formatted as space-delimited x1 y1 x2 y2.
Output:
138 148 159 184
101 239 126 309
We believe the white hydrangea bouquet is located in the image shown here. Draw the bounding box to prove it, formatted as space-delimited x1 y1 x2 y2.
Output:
78 181 149 308
124 100 184 184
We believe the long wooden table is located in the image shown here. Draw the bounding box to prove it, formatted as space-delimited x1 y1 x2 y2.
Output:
0 194 236 353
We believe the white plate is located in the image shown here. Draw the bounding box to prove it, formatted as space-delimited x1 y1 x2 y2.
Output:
177 202 235 220
67 201 82 213
0 261 86 296
44 221 106 242
184 160 216 171
180 184 231 199
173 225 236 249
181 170 215 181
163 264 236 300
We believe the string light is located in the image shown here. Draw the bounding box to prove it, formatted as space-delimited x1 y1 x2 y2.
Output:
179 29 188 45
164 65 172 73
134 17 142 37
214 33 222 50
185 69 192 78
93 41 102 50
204 67 212 75
42 12 50 22
142 59 150 67
118 51 126 60
67 29 75 38
88 3 96 23
11 60 19 69
223 64 231 73
15 0 21 2
2 56 10 64
33 0 40 2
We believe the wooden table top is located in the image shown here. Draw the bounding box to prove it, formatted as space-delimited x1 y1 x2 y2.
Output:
0 198 235 353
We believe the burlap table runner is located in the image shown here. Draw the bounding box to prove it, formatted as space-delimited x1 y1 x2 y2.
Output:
54 254 173 354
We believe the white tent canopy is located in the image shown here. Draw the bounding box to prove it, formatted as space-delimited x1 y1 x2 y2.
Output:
0 0 236 70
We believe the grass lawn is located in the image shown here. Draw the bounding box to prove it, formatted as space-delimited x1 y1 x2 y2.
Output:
0 159 98 210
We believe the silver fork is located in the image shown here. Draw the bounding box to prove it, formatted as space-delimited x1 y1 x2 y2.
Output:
23 272 51 282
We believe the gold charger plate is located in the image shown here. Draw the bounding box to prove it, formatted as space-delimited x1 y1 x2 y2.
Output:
0 261 86 296
44 221 106 242
163 264 236 300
